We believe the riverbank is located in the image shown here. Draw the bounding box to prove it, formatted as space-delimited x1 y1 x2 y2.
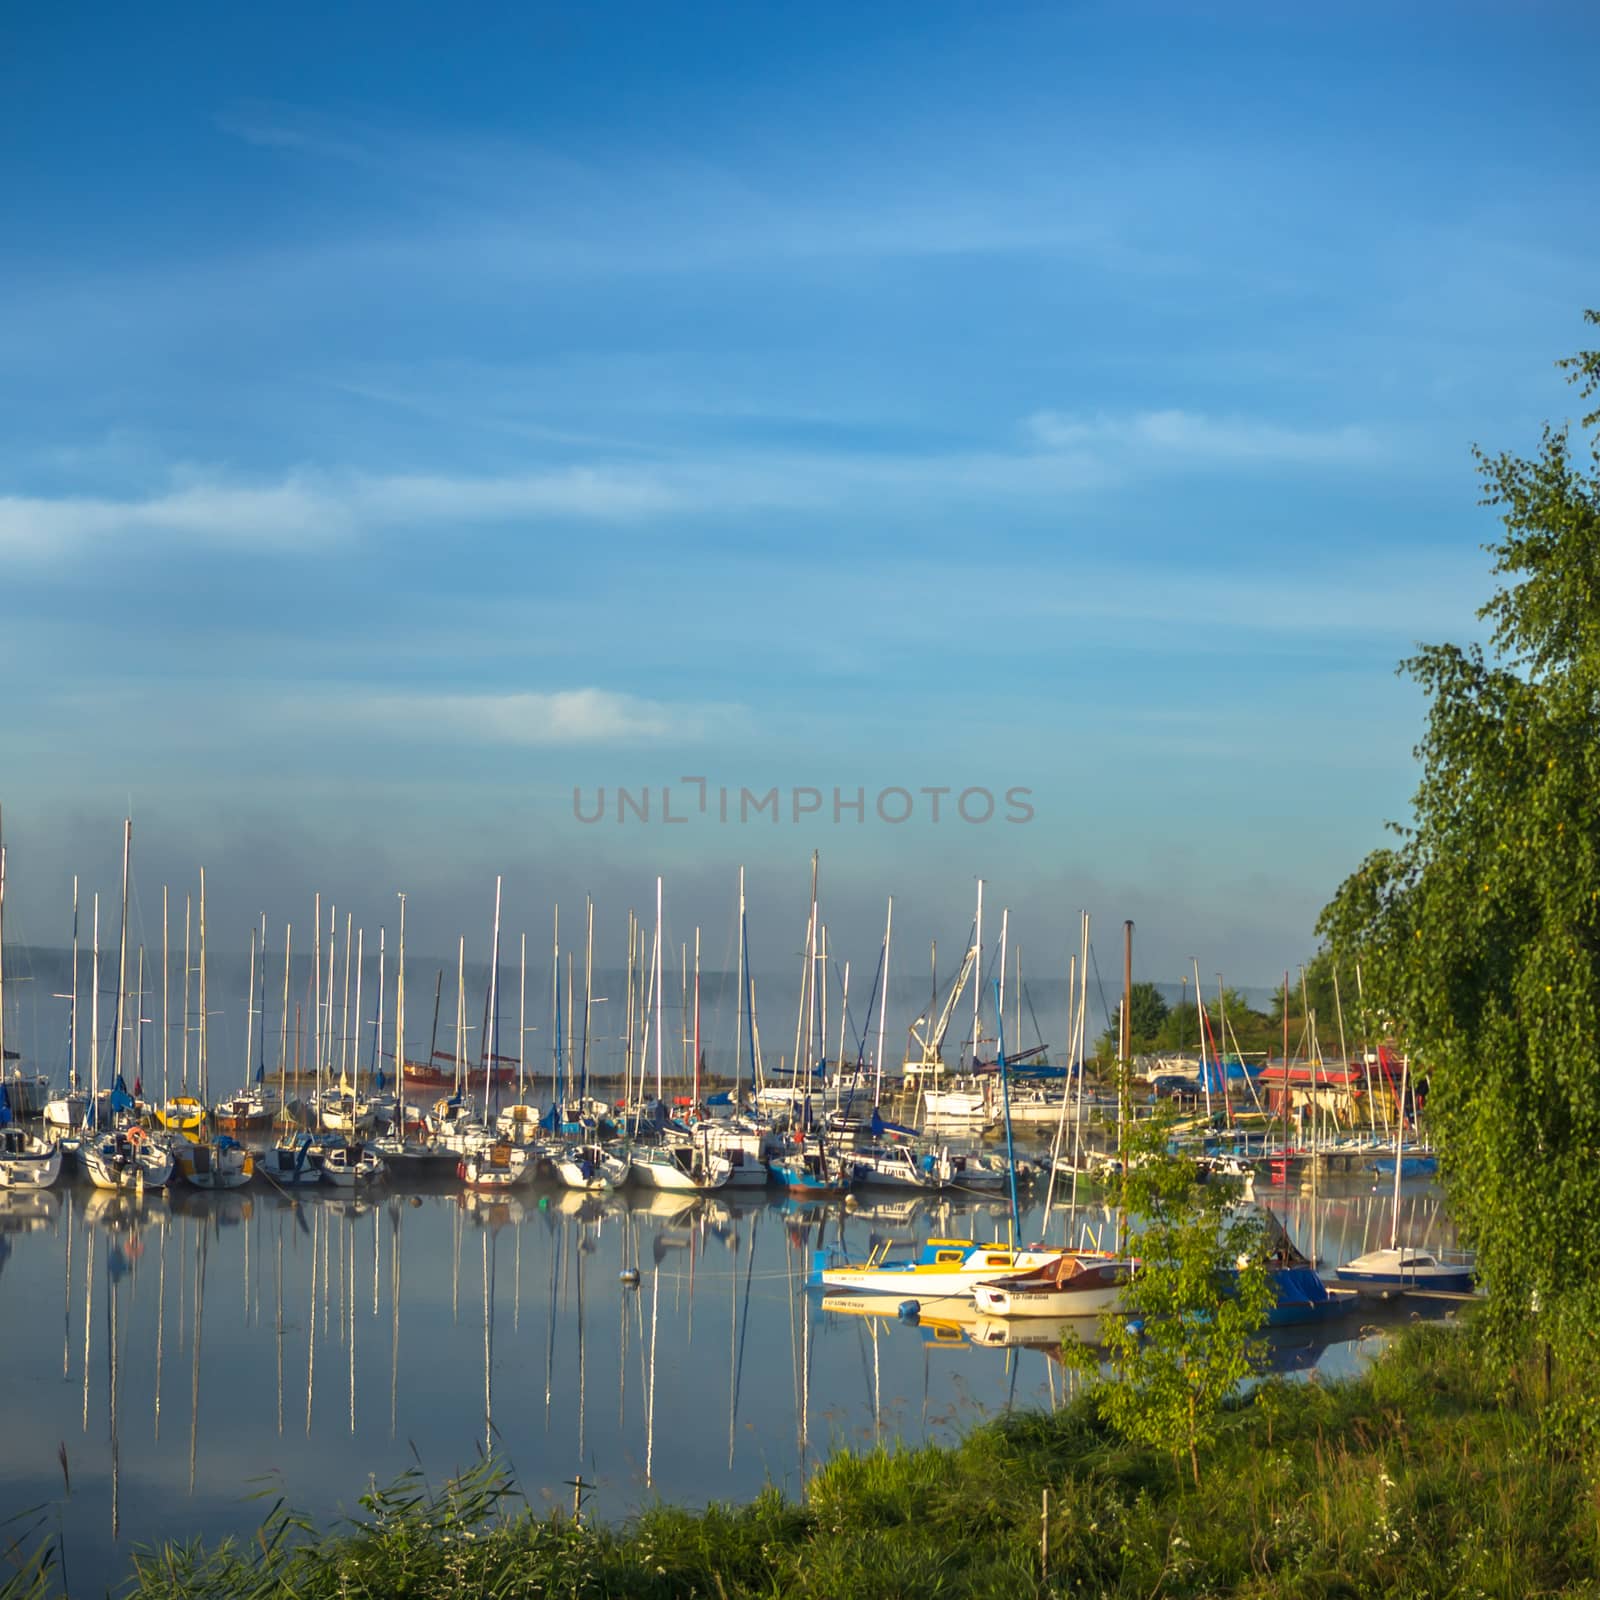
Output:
15 1321 1592 1600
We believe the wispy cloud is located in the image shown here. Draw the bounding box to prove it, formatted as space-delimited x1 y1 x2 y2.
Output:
1027 409 1379 466
0 401 1387 565
327 687 745 747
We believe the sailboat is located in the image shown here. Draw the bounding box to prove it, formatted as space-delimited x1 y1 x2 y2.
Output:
44 878 90 1132
0 1125 64 1189
215 926 280 1131
554 1142 629 1191
172 1132 253 1189
1337 1052 1472 1291
459 1140 531 1189
86 1123 176 1190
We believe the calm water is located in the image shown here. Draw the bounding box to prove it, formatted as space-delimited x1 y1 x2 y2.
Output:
0 1160 1457 1593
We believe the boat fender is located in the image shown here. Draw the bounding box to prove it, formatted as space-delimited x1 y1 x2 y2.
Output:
620 1267 641 1287
897 1299 921 1322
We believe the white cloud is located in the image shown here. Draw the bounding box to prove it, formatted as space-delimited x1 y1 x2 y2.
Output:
1028 408 1378 466
345 687 743 747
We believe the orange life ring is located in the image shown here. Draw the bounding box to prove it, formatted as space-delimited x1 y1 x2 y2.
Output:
127 1126 144 1147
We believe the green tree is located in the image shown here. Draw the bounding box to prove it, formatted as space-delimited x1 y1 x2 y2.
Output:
1319 310 1600 1373
1066 1114 1273 1484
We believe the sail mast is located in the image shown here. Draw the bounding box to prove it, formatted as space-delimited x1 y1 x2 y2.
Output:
115 819 131 1090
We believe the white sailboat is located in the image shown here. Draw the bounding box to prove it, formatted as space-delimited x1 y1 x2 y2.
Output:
0 1127 64 1189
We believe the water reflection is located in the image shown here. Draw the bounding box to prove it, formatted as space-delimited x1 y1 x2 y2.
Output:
0 1170 1458 1595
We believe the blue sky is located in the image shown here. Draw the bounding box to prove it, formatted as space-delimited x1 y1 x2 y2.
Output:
2 0 1597 989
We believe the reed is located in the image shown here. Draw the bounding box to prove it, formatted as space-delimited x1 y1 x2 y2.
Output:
12 1323 1600 1599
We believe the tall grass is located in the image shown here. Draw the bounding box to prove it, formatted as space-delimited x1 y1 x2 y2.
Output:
12 1323 1600 1598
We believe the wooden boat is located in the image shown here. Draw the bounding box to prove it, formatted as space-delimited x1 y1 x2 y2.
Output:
0 1127 64 1190
972 1251 1129 1317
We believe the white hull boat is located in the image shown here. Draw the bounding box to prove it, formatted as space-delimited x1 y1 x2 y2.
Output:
1335 1246 1473 1293
459 1142 531 1189
555 1145 629 1191
0 1128 64 1189
320 1145 383 1187
971 1253 1130 1318
257 1137 322 1186
629 1144 733 1192
174 1137 253 1189
819 1237 1061 1301
85 1130 175 1190
43 1090 90 1131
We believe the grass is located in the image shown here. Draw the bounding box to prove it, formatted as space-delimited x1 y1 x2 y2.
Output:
10 1322 1600 1598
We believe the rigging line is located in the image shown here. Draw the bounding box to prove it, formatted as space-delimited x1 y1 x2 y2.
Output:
1021 978 1048 1056
1087 942 1115 1047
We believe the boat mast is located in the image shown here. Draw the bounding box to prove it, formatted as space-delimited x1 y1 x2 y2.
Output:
485 875 502 1117
395 893 406 1107
550 906 560 1110
654 875 664 1105
875 897 892 1108
456 937 466 1095
373 928 385 1085
181 896 191 1093
279 924 291 1123
1390 1052 1409 1250
244 928 256 1088
582 898 593 1103
352 928 364 1098
161 887 168 1107
692 925 701 1110
340 912 353 1083
91 894 100 1118
70 876 80 1093
198 868 209 1106
115 819 131 1092
518 933 527 1103
312 895 322 1111
734 869 745 1105
972 879 984 1071
258 913 268 1084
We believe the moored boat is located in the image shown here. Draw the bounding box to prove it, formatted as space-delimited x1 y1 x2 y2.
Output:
459 1141 531 1189
817 1236 1061 1300
1334 1246 1473 1292
173 1135 253 1189
972 1251 1130 1317
0 1127 64 1190
84 1126 175 1190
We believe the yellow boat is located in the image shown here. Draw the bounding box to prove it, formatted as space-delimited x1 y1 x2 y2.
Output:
817 1236 1063 1301
155 1095 207 1136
